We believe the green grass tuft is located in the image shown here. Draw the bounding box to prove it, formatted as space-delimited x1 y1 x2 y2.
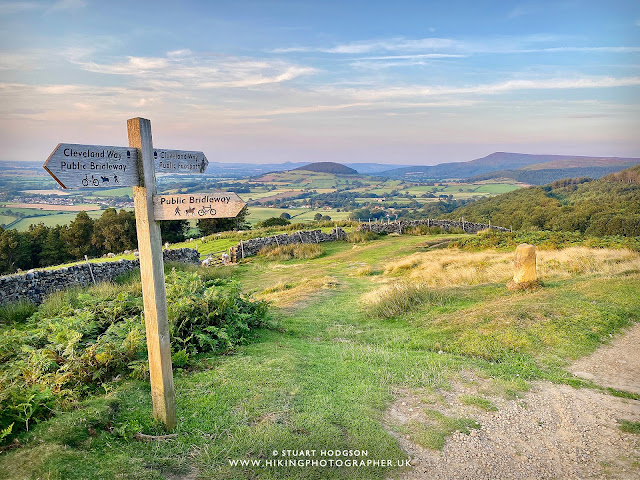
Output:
618 419 640 434
458 394 498 411
0 300 37 325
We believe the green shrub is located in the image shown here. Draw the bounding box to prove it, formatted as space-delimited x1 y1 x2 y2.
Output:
347 231 379 243
450 230 640 252
256 217 291 228
0 271 270 445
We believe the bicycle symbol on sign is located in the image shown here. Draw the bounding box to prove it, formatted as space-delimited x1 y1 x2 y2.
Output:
197 205 217 217
81 174 100 187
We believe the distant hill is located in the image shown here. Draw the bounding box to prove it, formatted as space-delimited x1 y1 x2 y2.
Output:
449 164 640 236
294 162 358 174
380 152 640 183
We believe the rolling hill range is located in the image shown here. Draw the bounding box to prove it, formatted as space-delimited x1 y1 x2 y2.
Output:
381 152 640 184
449 164 640 236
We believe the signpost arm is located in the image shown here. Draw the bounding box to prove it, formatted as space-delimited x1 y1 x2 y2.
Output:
127 117 176 430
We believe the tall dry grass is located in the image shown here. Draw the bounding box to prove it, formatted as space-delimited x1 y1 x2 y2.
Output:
363 247 640 318
259 243 323 261
382 247 640 287
257 276 339 307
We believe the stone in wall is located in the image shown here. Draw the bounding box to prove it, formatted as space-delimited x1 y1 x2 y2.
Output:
0 248 200 306
356 219 508 235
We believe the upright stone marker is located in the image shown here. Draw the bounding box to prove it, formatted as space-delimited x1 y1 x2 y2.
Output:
128 117 177 430
513 243 537 285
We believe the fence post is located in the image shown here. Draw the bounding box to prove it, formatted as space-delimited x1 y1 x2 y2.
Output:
85 255 96 286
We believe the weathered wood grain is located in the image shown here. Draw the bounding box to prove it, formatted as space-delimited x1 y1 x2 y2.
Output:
128 117 177 431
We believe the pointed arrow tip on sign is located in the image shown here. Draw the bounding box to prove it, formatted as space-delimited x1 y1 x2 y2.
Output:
200 154 209 173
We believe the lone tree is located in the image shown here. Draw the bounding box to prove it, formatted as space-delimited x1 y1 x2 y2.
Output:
256 216 290 228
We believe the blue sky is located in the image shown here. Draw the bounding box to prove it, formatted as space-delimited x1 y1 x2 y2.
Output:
1 0 639 165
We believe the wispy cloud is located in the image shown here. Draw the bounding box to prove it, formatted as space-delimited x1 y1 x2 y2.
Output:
345 76 640 101
273 34 640 58
273 37 457 54
70 51 316 88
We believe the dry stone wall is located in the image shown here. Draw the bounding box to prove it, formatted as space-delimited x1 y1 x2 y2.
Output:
230 228 347 260
0 248 199 305
357 219 509 235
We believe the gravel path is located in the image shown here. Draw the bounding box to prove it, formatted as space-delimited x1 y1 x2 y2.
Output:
385 324 640 480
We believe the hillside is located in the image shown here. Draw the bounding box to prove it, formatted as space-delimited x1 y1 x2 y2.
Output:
293 162 358 174
2 233 639 479
381 152 640 183
449 168 640 235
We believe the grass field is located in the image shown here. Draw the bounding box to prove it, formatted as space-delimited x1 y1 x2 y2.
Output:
246 206 351 225
1 233 638 479
0 214 16 225
7 203 102 211
0 207 63 216
82 187 133 197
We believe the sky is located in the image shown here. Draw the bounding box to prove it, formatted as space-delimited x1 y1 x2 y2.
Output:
0 0 639 166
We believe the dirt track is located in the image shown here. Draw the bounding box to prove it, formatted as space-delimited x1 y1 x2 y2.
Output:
386 324 640 480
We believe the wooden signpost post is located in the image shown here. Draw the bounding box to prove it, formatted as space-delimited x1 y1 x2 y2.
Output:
43 117 246 430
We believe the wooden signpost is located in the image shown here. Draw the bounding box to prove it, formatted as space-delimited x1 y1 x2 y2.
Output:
43 117 246 430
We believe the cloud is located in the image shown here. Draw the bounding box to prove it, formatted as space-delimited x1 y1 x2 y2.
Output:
273 37 457 54
349 53 466 70
346 76 640 101
272 34 640 58
521 46 640 53
70 51 316 88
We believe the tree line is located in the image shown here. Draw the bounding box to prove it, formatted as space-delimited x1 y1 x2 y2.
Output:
449 175 640 236
0 206 250 275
